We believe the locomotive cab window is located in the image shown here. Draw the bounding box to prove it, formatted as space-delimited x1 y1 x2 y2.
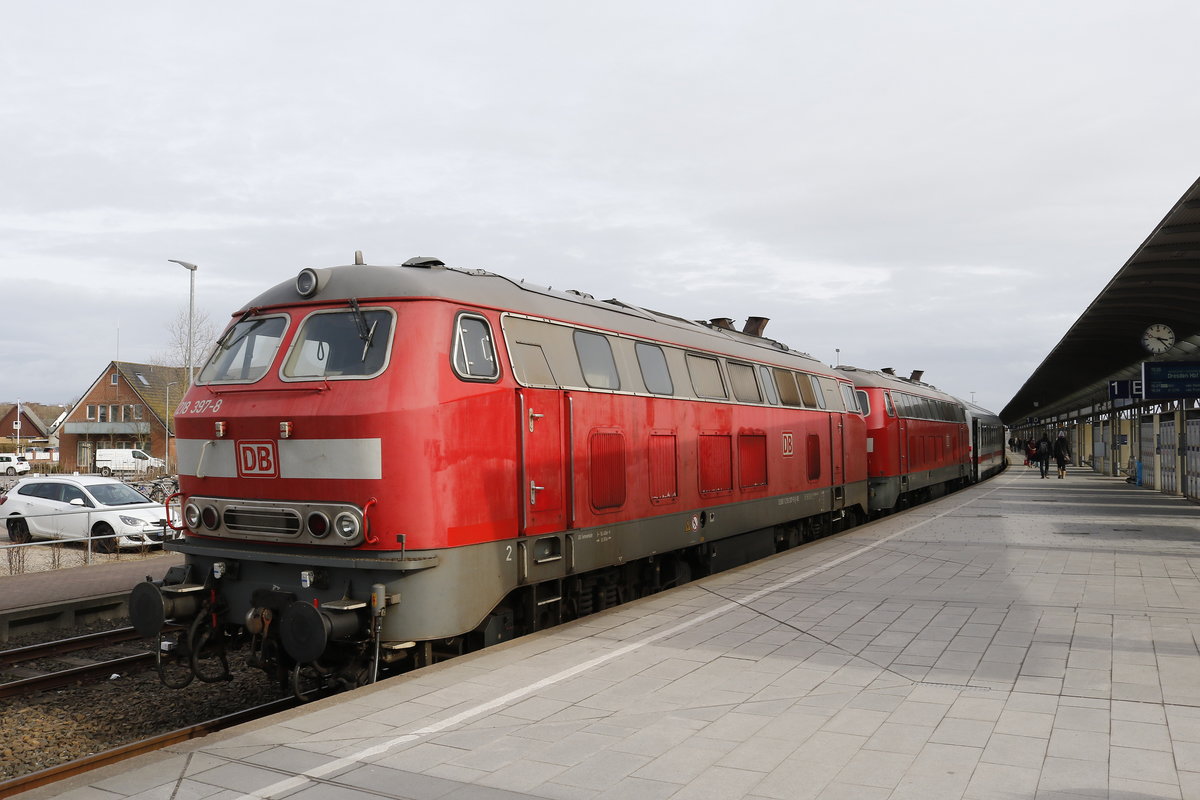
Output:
282 306 395 380
854 389 870 415
199 315 289 384
452 314 500 381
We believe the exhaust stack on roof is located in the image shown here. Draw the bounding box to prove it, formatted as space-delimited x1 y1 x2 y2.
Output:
742 316 769 337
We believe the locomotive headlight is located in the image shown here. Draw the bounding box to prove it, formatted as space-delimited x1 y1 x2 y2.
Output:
184 503 202 529
333 511 361 540
296 268 321 297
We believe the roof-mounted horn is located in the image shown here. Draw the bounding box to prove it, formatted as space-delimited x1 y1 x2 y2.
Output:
709 318 735 330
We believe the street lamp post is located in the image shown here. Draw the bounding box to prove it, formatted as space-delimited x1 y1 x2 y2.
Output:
165 381 179 473
167 260 198 383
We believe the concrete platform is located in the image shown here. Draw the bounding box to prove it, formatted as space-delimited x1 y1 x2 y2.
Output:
22 463 1200 800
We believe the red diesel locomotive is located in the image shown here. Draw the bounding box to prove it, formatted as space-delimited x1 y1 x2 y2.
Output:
837 367 1004 511
128 254 1000 693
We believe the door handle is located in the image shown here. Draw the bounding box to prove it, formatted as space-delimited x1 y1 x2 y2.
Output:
530 480 545 505
528 410 544 432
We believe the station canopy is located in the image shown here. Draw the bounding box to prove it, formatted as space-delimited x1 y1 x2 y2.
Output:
1002 176 1200 426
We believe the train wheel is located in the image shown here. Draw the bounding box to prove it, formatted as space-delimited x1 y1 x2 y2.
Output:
6 517 31 544
91 523 118 554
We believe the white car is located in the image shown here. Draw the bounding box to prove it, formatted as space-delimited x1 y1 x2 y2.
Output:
0 454 30 476
1 475 172 552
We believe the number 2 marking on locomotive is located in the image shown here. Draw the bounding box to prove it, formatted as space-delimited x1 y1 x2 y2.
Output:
505 545 513 561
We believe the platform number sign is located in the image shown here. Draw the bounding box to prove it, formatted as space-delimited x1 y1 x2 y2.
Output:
781 431 794 457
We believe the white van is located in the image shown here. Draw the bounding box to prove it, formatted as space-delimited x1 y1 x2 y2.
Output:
95 448 165 476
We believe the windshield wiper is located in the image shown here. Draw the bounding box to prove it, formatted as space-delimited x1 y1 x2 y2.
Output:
215 307 262 352
348 298 378 362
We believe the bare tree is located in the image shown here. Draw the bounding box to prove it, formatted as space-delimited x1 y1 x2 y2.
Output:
152 307 219 372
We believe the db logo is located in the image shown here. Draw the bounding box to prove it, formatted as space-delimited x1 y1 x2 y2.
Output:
237 440 279 478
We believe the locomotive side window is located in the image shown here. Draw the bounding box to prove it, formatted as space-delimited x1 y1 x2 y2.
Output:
728 362 761 403
635 342 674 395
854 389 870 415
452 314 500 381
806 375 826 409
686 354 727 399
773 368 802 407
574 331 620 390
510 342 557 387
817 377 846 411
199 315 289 384
884 392 896 417
282 307 394 380
797 373 819 408
758 366 780 405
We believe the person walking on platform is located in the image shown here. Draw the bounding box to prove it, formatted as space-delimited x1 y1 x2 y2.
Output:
1026 439 1038 468
1036 435 1052 478
1053 433 1071 479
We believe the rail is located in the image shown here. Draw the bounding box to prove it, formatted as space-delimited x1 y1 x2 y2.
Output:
0 698 298 799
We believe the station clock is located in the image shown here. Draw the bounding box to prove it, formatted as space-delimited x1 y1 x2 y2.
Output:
1141 323 1176 354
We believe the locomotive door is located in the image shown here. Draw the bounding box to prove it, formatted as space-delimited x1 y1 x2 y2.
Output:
518 388 567 534
829 414 845 502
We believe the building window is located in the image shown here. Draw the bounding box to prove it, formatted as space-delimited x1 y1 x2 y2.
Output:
111 373 119 385
86 405 96 421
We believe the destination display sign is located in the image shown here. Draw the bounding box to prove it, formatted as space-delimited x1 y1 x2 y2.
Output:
1141 361 1200 400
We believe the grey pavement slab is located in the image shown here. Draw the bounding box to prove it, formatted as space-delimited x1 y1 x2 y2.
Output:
18 463 1200 799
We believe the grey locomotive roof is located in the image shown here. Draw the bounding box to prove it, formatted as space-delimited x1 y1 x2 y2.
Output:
239 258 836 375
836 365 957 399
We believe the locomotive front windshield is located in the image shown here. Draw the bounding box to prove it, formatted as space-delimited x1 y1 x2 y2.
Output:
198 316 289 384
282 307 394 379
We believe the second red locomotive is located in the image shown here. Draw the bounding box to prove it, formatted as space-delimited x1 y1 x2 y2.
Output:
129 254 1001 693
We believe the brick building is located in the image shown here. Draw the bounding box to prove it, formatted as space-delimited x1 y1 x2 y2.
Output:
57 362 190 473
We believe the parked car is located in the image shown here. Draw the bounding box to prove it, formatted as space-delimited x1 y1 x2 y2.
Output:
95 448 165 476
1 475 172 552
0 454 30 476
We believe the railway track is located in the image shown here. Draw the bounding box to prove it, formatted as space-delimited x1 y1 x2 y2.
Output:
0 625 156 699
0 697 298 799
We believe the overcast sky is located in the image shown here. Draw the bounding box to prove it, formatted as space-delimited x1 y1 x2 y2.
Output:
3 2 1198 415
